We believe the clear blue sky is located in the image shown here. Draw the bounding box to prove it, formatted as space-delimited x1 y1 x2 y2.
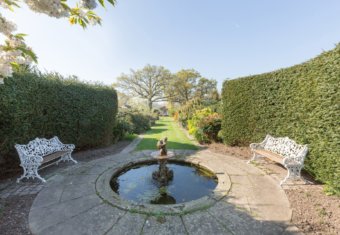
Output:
3 1 340 89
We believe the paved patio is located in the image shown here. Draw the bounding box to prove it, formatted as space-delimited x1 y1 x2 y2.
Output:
27 148 300 235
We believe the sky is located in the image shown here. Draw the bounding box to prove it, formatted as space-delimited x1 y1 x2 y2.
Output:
2 1 340 90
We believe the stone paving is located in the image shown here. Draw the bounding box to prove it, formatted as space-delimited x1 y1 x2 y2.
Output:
27 149 300 235
0 180 44 199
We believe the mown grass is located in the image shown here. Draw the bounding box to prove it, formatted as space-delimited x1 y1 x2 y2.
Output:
123 133 138 141
135 117 197 150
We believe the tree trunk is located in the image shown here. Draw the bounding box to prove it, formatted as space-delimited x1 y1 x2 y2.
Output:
148 98 153 111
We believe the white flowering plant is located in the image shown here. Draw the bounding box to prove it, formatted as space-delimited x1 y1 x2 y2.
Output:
0 0 116 83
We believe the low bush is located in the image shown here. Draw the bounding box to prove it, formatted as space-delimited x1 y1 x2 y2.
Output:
188 108 222 143
177 98 220 128
112 109 156 142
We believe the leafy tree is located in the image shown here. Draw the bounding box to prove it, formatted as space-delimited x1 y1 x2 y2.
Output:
166 69 218 105
166 69 200 104
116 65 172 111
195 77 219 101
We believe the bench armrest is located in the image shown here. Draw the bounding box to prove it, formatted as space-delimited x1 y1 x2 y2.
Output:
59 144 75 151
250 134 272 150
20 154 44 166
15 144 43 165
283 146 308 167
283 157 300 166
296 146 308 164
250 143 263 150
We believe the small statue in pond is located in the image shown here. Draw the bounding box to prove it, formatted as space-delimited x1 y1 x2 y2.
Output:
157 137 168 156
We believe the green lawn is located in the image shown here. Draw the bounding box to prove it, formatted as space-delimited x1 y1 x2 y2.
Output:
135 117 198 150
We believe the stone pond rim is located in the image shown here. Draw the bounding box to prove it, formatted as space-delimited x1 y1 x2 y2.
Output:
95 156 231 216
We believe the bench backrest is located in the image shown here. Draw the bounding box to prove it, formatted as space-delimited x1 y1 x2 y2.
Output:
15 137 63 158
263 135 308 161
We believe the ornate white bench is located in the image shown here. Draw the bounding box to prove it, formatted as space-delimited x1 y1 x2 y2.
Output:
15 136 77 183
248 134 308 185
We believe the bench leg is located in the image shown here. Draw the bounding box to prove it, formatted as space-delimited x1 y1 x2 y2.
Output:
56 152 78 165
247 152 262 164
17 163 46 183
280 166 302 185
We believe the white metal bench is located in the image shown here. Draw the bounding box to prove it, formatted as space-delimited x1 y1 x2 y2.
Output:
248 134 308 185
15 136 77 183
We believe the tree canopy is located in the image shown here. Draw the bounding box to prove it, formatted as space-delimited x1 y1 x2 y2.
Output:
116 66 219 111
116 65 172 111
166 69 218 105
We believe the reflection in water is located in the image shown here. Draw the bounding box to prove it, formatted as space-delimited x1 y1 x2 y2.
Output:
150 193 176 204
110 162 217 205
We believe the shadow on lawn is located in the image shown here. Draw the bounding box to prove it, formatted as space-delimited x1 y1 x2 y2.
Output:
145 128 168 134
137 138 198 150
153 123 166 127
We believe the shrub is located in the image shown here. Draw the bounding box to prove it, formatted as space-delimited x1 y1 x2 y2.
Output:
0 69 118 164
113 109 154 142
177 98 221 128
221 45 340 194
188 108 221 143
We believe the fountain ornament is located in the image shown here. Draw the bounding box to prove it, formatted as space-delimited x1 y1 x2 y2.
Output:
151 137 175 186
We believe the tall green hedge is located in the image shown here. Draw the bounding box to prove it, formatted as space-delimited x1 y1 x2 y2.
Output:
0 70 118 163
221 45 340 194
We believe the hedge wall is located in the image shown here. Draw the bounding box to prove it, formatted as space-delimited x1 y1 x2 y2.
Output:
221 45 340 194
0 70 118 163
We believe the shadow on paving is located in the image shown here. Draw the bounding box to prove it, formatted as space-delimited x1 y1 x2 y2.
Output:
177 195 298 235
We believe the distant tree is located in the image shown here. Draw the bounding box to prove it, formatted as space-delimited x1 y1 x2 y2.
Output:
195 77 219 101
116 65 172 111
166 69 218 105
166 69 200 104
116 91 132 108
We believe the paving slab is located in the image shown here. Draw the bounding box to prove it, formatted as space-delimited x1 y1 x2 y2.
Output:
182 211 232 235
106 212 147 235
141 216 187 235
29 194 102 234
28 149 297 235
60 182 96 202
207 201 288 235
39 204 126 235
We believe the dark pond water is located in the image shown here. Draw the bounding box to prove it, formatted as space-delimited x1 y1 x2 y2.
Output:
110 161 217 204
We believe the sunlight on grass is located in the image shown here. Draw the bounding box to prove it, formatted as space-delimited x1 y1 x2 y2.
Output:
135 117 197 150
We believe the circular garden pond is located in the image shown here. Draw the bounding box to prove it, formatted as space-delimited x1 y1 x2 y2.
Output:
110 161 218 205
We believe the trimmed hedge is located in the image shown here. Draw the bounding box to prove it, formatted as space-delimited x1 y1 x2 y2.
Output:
221 45 340 194
0 70 118 163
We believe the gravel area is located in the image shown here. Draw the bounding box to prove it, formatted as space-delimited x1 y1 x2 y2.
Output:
0 195 34 235
286 186 340 234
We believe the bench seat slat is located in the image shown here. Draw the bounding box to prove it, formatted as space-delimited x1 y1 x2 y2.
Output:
253 149 284 164
42 151 69 164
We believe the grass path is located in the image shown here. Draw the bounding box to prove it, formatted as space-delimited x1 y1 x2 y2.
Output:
135 117 197 150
